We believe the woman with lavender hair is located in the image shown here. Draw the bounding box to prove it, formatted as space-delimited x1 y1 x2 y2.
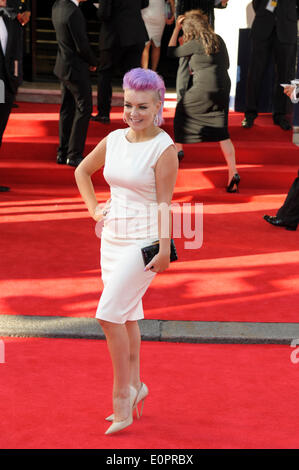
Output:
75 68 178 435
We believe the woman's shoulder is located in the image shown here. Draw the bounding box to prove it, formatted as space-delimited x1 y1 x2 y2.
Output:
106 128 126 142
157 129 175 144
155 130 176 156
152 130 176 167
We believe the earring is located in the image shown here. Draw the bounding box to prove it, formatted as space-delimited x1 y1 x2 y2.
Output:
153 115 159 126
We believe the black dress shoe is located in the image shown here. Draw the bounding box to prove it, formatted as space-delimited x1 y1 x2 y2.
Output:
57 154 67 164
66 156 83 167
177 150 184 162
263 214 297 231
273 116 292 131
242 116 255 128
0 185 10 192
90 114 110 124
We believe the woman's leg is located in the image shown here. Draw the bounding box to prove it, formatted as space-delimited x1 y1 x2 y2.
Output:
99 319 131 422
151 44 161 71
219 138 238 185
141 41 151 69
126 320 142 392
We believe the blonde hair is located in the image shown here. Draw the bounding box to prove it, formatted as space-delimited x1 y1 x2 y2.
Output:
182 9 220 56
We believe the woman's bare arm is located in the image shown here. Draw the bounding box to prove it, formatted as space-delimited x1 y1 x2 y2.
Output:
74 137 107 221
144 144 178 272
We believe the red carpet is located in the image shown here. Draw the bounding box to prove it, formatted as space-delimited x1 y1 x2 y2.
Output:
0 337 299 449
0 103 299 322
1 103 298 453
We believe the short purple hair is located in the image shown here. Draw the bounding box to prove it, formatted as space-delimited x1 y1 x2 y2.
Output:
122 68 166 126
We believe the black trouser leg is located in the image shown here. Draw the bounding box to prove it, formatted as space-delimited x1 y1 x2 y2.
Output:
96 43 145 117
97 49 114 118
0 92 14 146
245 37 272 117
276 175 299 225
120 43 144 73
0 92 14 188
59 78 92 161
97 68 113 118
272 38 296 119
58 82 76 158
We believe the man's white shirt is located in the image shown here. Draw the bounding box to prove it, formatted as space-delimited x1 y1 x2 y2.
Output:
0 17 7 55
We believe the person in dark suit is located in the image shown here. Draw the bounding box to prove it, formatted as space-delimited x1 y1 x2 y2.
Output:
0 0 23 192
174 0 229 103
175 0 228 27
52 0 97 167
6 0 31 108
91 0 149 123
263 172 299 230
242 0 299 130
263 83 299 231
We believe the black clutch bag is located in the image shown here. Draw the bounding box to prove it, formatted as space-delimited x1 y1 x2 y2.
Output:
141 239 178 266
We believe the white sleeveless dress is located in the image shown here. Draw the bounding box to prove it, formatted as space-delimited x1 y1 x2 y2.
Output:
141 0 166 47
95 128 174 324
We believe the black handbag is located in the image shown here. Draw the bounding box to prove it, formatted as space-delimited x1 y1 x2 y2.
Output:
141 239 178 266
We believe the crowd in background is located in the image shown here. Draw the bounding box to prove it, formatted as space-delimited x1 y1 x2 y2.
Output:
0 0 299 230
0 0 30 191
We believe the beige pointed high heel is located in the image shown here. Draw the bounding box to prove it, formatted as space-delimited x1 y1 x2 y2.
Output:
105 414 133 435
105 382 149 422
104 385 137 436
134 382 148 419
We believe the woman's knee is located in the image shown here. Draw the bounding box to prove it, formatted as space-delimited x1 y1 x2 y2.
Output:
97 318 120 332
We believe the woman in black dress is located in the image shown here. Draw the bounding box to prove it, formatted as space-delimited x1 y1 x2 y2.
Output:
168 9 240 192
